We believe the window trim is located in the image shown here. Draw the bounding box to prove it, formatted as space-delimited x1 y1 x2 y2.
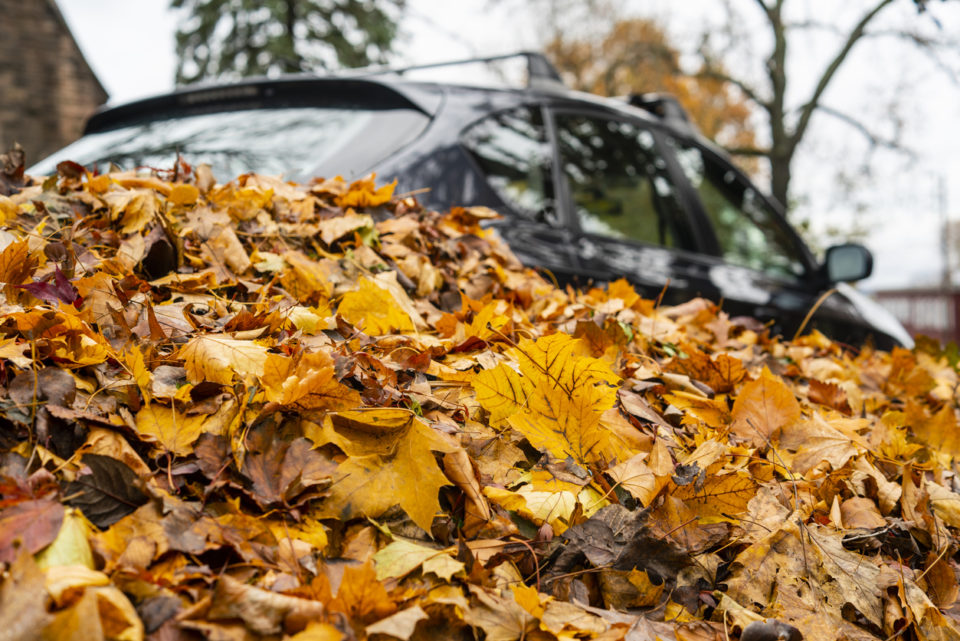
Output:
662 132 818 281
458 102 568 229
546 106 707 254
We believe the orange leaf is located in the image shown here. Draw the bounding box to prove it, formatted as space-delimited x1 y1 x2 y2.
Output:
808 379 851 415
730 367 800 448
169 183 199 206
328 561 397 624
336 175 397 209
665 349 745 393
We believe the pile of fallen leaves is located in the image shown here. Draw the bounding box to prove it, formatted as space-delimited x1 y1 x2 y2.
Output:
2 149 960 641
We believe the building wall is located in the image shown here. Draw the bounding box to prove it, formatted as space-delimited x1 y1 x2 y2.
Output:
873 288 960 344
0 0 108 163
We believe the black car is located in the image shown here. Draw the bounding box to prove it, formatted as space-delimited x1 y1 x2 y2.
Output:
31 52 912 348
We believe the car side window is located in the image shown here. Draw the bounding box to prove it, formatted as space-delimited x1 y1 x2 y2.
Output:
554 114 687 248
668 138 806 280
461 106 556 223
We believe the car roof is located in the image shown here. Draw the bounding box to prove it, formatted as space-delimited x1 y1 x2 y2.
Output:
83 59 685 139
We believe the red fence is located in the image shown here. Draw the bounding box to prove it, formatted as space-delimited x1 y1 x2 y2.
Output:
872 288 960 344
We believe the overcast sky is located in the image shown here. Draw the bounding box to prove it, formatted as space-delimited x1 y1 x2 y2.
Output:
55 0 960 291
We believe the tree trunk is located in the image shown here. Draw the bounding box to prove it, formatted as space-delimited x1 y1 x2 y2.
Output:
283 0 299 73
769 152 791 211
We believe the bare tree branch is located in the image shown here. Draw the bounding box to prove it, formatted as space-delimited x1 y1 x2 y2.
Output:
693 67 770 111
790 0 896 150
784 20 845 35
815 105 915 157
858 29 960 83
752 0 774 23
725 146 772 157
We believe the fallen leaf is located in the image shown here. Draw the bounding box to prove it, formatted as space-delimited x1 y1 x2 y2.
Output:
241 434 337 508
839 497 886 529
0 498 63 562
65 454 148 529
730 367 801 448
179 334 269 384
208 574 325 635
319 419 454 531
338 277 415 335
319 212 374 246
475 334 624 466
329 561 397 625
365 605 428 640
777 414 864 475
0 551 52 638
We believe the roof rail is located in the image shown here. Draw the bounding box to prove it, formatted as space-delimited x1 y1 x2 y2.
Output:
626 93 699 135
349 51 564 89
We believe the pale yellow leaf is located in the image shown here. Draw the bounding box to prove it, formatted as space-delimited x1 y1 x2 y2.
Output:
608 453 658 506
364 605 428 640
179 334 269 384
318 212 373 245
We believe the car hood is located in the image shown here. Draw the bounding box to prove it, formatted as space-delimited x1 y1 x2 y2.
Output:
836 282 914 348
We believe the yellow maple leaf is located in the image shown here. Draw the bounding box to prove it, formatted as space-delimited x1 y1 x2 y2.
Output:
280 250 334 302
179 334 269 385
337 277 415 335
608 453 659 506
730 367 801 448
373 539 463 581
168 183 199 206
473 362 531 425
673 471 756 523
317 416 455 531
336 175 397 209
777 414 866 475
135 402 234 456
328 560 397 624
474 334 623 466
0 239 37 286
663 391 731 428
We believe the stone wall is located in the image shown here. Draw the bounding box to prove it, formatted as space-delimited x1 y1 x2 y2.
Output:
0 0 108 163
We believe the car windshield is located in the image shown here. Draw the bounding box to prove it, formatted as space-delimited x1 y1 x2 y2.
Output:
30 106 430 183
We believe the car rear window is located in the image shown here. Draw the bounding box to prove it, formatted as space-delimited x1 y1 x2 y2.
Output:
30 106 430 183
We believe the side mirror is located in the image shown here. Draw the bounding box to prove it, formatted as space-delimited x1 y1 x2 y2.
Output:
824 243 873 283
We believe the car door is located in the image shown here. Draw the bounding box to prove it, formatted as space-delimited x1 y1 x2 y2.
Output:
459 105 583 283
660 133 824 335
547 108 722 305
